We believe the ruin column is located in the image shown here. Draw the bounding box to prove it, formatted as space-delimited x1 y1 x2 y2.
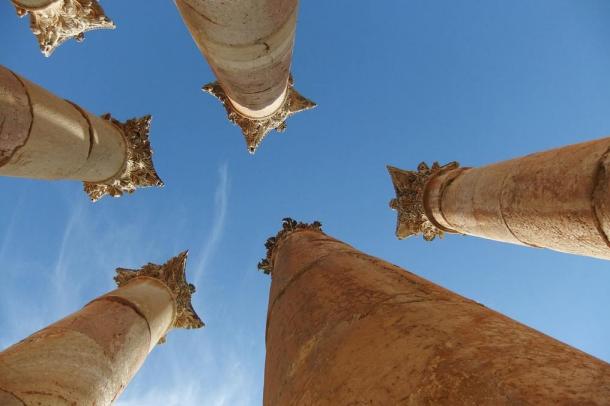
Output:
0 251 203 405
260 218 610 405
388 137 610 260
174 0 316 153
11 0 114 57
0 65 163 201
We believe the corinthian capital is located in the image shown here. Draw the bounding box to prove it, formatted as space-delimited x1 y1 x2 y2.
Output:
258 218 324 275
203 76 316 154
83 115 164 202
13 0 115 56
115 251 204 336
388 161 459 241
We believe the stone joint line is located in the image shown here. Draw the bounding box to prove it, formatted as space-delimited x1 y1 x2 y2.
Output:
592 146 610 249
2 69 34 168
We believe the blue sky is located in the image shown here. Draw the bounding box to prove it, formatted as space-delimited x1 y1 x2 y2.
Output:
2 1 610 404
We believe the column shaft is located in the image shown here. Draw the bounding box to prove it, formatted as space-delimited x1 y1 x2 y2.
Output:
0 252 203 404
176 0 296 113
174 0 315 153
261 220 610 405
0 279 171 404
0 65 163 201
389 137 610 260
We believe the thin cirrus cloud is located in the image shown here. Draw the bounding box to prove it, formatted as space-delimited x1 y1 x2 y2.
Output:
193 163 230 283
0 164 244 404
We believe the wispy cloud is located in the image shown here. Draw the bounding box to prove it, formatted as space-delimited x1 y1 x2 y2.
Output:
116 340 256 406
0 188 26 263
193 163 230 283
51 200 86 314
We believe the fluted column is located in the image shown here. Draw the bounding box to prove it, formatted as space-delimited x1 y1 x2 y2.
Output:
259 218 610 405
11 0 114 57
0 65 163 201
174 0 316 153
388 137 610 260
0 252 203 405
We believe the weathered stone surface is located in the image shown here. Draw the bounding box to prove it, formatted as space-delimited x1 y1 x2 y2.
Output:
0 66 32 167
0 253 203 404
389 137 610 260
264 226 610 405
0 65 163 201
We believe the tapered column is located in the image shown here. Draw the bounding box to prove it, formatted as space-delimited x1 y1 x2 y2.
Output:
259 218 610 405
175 0 316 153
11 0 114 57
388 137 610 260
0 65 163 201
0 252 203 405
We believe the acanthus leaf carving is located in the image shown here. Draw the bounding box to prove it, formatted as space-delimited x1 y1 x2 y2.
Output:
14 0 115 57
203 75 316 154
83 114 164 202
258 218 323 275
388 162 459 241
115 251 204 344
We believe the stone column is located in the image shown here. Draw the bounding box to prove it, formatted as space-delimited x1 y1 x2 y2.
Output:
174 0 316 153
11 0 114 57
388 137 610 260
259 218 610 405
0 251 203 405
0 65 163 201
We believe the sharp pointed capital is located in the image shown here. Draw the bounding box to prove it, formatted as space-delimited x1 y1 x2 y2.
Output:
84 114 164 202
115 251 204 340
14 0 115 57
387 162 459 241
203 75 316 154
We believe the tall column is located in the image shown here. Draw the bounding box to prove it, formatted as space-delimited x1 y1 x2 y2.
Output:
174 0 316 153
11 0 114 57
0 251 203 405
388 137 610 260
260 218 610 405
0 65 163 201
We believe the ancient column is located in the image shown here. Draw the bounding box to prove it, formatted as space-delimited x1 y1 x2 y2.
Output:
259 218 610 405
388 137 610 260
0 65 163 201
174 0 316 153
11 0 114 57
0 251 203 405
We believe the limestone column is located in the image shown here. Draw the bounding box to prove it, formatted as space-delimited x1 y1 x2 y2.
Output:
388 137 610 260
174 0 316 153
259 218 610 405
0 251 203 405
11 0 114 57
0 65 163 201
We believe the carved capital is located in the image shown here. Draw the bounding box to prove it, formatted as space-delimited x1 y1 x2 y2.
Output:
258 218 323 275
14 0 115 57
203 75 316 154
84 114 164 202
115 251 204 340
388 162 459 241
